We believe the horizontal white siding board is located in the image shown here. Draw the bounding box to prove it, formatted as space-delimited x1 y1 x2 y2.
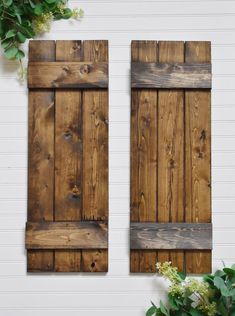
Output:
0 0 235 315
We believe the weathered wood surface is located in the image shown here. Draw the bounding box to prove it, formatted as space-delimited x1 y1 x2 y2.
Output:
27 40 109 273
27 40 55 272
131 62 211 88
157 41 185 271
130 223 212 250
28 61 108 88
26 222 108 249
185 41 212 273
54 40 83 272
130 41 158 273
130 41 212 274
82 40 109 272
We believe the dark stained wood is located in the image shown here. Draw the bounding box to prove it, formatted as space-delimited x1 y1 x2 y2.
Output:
54 40 83 272
82 40 109 272
28 61 108 89
131 62 211 89
130 223 212 250
26 222 108 249
27 40 109 273
130 41 158 273
130 40 212 274
27 40 55 272
185 41 212 273
157 41 185 271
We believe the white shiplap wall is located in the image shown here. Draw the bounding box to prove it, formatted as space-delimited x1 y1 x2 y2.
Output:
0 0 235 315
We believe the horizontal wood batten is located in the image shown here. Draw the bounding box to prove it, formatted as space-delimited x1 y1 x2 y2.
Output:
130 223 212 250
26 221 108 249
131 62 211 88
28 62 108 88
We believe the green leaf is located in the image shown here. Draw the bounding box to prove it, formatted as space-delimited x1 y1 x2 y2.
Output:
3 0 13 7
214 270 226 277
28 0 36 8
62 8 73 19
16 13 22 24
217 299 229 316
214 276 230 296
16 32 26 43
4 46 18 59
189 309 204 316
168 294 179 310
34 4 43 15
231 264 235 270
45 0 58 3
15 49 25 60
5 29 16 38
178 272 186 280
0 20 4 37
160 301 169 316
223 268 235 277
146 306 157 316
1 38 13 49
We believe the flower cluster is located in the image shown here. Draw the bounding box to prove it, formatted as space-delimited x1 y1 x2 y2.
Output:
156 261 181 284
33 12 54 34
156 262 217 316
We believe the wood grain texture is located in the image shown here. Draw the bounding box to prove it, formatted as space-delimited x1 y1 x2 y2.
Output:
130 40 212 273
26 222 108 249
130 223 212 250
82 40 109 272
54 40 83 272
130 41 158 273
157 41 185 271
131 62 211 89
27 40 109 273
28 62 108 89
185 41 212 273
27 40 55 272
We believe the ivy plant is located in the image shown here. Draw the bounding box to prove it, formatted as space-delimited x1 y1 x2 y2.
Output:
0 0 83 78
147 262 235 316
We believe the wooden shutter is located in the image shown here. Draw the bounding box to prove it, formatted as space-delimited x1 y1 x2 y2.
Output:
26 40 108 272
130 41 212 273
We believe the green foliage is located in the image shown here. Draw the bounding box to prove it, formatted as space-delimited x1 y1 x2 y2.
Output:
147 262 235 316
0 0 83 61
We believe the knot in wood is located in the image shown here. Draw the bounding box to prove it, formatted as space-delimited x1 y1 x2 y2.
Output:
64 130 72 140
72 185 80 197
80 64 89 74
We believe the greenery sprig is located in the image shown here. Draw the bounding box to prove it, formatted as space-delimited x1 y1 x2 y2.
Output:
147 262 235 316
0 0 83 62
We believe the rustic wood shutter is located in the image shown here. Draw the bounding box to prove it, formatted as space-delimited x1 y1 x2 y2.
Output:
130 41 212 273
26 40 108 272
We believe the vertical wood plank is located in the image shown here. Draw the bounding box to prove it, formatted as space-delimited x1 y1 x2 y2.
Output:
54 41 83 272
82 41 108 272
130 41 158 273
157 41 185 271
27 40 55 272
185 41 211 273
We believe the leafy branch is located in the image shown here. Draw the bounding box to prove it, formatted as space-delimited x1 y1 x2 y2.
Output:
147 262 235 316
0 0 83 62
